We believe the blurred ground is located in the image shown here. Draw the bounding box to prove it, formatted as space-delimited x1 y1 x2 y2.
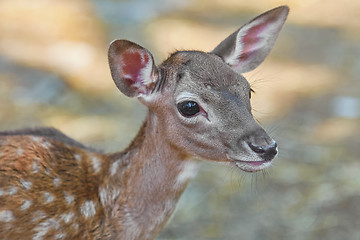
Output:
0 0 359 239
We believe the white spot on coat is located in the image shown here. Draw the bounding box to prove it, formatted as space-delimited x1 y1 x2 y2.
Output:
55 233 66 239
0 210 14 222
110 159 123 176
32 224 48 239
0 189 5 196
21 199 32 211
17 148 23 156
53 178 60 187
8 186 18 196
32 218 59 240
31 136 41 142
21 179 33 190
64 192 74 205
43 192 54 203
99 187 107 206
32 211 47 222
74 154 82 161
33 159 39 173
41 141 52 149
60 212 74 224
91 155 101 173
81 200 96 218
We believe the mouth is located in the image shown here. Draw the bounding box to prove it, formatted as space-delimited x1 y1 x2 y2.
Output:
226 155 273 172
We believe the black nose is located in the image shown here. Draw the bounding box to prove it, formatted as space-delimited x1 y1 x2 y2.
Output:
248 141 278 160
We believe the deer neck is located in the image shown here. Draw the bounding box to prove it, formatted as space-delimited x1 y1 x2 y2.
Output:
103 111 198 239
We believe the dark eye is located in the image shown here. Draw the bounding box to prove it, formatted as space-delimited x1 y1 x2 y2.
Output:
177 101 200 117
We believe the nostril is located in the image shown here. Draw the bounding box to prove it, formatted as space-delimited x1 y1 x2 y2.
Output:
248 141 278 160
263 142 278 160
266 142 277 152
248 142 265 154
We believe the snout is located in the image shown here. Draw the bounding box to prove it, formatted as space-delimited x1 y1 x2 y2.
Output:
227 128 278 172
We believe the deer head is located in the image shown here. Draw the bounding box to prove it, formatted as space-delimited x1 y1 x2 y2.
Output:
108 6 289 172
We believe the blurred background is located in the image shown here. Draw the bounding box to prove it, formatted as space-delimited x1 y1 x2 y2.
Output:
0 0 359 239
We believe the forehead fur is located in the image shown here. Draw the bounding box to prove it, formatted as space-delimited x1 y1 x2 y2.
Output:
160 50 250 90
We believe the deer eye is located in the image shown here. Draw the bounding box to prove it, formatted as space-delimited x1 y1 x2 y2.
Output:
177 101 200 117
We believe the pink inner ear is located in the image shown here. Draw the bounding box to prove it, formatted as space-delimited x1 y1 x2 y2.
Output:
121 50 152 95
238 21 268 61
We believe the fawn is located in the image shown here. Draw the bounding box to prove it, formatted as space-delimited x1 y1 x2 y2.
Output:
0 6 288 240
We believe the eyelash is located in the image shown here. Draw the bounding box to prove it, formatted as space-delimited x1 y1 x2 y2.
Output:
249 88 255 98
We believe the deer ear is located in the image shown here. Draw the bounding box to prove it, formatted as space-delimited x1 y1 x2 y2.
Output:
211 6 289 73
108 40 159 99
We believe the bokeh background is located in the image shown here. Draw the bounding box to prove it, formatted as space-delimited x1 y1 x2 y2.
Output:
0 0 359 239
